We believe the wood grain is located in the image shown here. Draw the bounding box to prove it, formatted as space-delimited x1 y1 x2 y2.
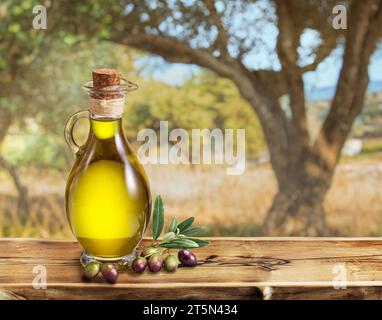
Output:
1 238 382 299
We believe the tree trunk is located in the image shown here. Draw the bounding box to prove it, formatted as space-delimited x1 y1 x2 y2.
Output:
261 172 329 236
260 0 381 236
0 155 30 226
0 117 30 226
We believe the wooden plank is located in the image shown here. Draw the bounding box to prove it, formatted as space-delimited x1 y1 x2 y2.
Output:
0 238 382 299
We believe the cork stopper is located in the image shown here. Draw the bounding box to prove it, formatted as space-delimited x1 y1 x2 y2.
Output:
92 68 121 88
91 68 122 100
85 68 138 117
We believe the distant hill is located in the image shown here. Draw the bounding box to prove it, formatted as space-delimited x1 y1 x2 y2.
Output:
308 80 382 101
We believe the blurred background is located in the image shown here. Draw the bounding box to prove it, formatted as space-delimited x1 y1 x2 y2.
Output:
1 0 382 238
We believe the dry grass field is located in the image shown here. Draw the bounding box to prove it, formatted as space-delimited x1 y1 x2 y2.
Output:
0 159 381 238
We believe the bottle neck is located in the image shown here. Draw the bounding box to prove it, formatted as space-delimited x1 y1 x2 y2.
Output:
90 116 123 140
88 94 126 119
86 86 127 140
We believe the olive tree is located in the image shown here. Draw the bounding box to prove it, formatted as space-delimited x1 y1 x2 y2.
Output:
5 0 382 235
60 0 382 235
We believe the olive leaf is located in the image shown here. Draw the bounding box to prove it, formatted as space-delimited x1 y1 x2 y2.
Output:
185 238 209 248
177 217 194 233
167 217 178 233
181 226 203 236
162 231 176 241
159 238 199 249
152 195 164 240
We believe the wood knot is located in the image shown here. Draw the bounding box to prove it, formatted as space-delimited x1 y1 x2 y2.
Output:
202 255 289 271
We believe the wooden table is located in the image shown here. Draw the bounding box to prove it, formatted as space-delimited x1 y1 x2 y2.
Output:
1 237 382 300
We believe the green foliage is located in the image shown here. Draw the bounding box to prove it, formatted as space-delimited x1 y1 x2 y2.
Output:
5 133 62 169
146 195 209 249
0 39 138 169
181 226 204 236
0 0 265 173
152 195 164 240
177 217 195 233
1 38 265 170
167 217 178 233
125 71 265 154
159 239 199 249
0 0 43 71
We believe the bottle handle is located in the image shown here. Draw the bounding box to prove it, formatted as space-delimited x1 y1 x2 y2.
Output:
64 110 89 155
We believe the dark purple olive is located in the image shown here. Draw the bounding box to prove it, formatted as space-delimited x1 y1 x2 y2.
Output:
101 263 119 284
164 254 179 272
83 261 100 280
148 254 163 272
178 249 197 267
132 257 148 273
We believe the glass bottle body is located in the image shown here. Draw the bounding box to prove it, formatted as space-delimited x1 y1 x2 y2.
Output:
65 114 151 261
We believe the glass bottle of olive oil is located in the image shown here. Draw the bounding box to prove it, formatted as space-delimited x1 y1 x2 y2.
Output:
64 69 151 264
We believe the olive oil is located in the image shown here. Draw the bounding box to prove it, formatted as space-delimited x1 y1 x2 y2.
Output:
66 118 150 258
65 69 150 262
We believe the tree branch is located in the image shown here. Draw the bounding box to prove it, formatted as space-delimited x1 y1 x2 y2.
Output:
315 0 381 170
203 0 229 58
302 34 338 72
362 0 382 61
111 33 236 78
276 0 300 69
275 0 309 149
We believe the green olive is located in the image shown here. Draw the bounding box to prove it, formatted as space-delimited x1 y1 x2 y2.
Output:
164 254 179 272
83 261 100 280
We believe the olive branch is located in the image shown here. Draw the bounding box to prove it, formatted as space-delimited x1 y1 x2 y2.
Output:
151 195 209 249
